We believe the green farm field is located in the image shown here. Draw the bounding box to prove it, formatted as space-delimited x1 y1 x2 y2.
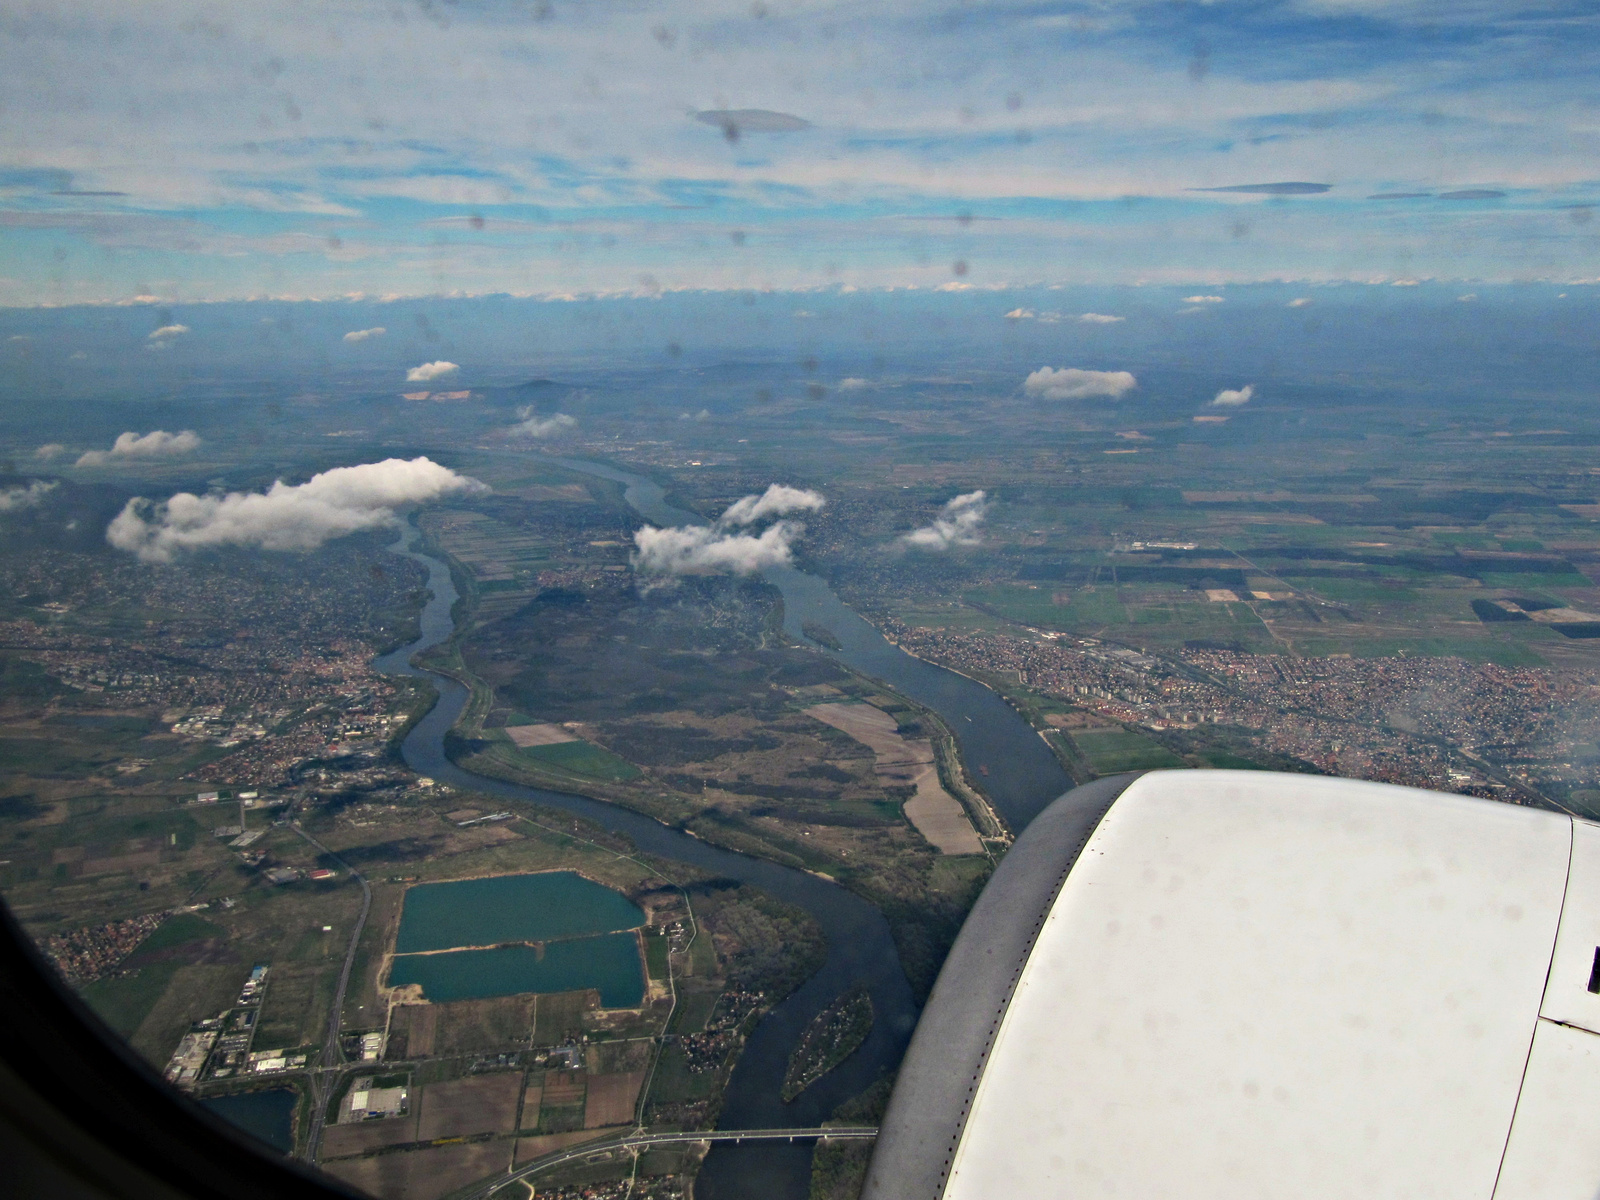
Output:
966 584 1275 651
1069 728 1185 773
513 737 642 782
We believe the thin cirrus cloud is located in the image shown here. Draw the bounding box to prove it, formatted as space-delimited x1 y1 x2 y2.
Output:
694 109 811 143
0 2 1593 300
632 483 825 577
1024 367 1137 400
902 490 989 551
343 327 386 342
1211 384 1255 407
406 361 459 382
76 430 200 467
1188 182 1331 195
106 457 487 563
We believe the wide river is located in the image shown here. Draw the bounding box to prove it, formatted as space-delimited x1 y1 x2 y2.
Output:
373 457 1072 1199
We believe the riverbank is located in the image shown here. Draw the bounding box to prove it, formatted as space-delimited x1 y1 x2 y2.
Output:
373 452 1079 1199
372 528 920 1200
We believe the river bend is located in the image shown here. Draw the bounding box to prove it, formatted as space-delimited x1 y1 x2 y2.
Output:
373 457 1071 1198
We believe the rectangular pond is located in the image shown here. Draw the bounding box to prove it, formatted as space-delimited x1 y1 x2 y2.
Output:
393 870 645 954
387 933 646 1007
201 1088 297 1153
388 871 649 1007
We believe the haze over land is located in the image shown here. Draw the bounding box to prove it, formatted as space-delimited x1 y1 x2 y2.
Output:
6 3 1600 1199
9 278 1600 1200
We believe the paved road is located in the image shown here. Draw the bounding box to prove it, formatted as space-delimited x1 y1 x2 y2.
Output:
469 1126 879 1197
289 821 373 1161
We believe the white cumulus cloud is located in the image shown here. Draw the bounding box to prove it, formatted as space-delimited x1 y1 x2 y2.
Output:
1211 384 1255 407
719 484 825 526
838 377 869 390
1024 366 1137 400
512 412 577 437
0 480 58 512
632 521 805 576
343 327 387 342
1287 297 1313 307
76 430 201 467
1013 308 1124 324
902 490 988 551
631 482 825 578
148 324 190 339
406 360 459 382
35 443 65 461
1183 295 1225 303
106 457 487 564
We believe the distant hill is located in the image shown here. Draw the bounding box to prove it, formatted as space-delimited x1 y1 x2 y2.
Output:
477 379 571 410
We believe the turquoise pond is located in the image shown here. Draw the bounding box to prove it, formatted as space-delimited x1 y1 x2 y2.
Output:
393 871 645 953
388 872 648 1006
388 933 645 1007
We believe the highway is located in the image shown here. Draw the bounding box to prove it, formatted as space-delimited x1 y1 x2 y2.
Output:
468 1126 879 1197
289 820 373 1162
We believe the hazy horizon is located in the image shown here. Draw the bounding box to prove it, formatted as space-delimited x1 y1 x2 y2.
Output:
4 1 1600 306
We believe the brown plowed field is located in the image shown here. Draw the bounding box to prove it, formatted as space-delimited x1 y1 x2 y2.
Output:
323 1140 512 1200
541 1070 586 1107
584 1071 645 1128
519 1082 543 1130
514 1128 620 1166
320 1111 419 1158
415 1073 522 1140
387 1004 438 1058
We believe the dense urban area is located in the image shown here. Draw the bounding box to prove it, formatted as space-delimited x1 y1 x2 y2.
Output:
890 622 1600 803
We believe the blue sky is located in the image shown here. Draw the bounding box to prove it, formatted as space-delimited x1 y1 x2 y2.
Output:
3 0 1600 304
